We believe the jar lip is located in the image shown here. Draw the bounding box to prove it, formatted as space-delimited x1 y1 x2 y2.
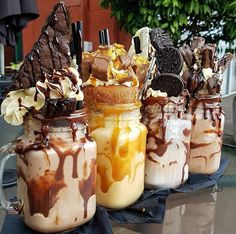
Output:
142 96 185 106
92 101 141 111
193 94 222 100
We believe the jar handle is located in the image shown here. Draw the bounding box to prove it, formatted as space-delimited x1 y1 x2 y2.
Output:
0 142 22 212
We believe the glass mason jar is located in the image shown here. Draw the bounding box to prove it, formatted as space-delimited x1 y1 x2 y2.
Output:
87 101 147 209
189 94 225 174
142 96 192 189
0 110 97 233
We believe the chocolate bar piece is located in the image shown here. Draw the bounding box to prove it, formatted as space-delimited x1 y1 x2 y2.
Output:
190 37 205 50
201 44 216 68
180 44 193 68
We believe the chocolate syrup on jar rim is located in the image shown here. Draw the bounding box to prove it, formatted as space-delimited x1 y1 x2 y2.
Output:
188 94 224 174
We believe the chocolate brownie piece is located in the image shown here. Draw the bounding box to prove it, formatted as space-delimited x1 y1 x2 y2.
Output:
39 98 77 118
9 2 71 90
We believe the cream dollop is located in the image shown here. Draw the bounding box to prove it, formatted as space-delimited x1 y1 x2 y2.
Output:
202 68 213 80
1 67 84 125
143 88 168 99
37 68 83 101
1 88 45 125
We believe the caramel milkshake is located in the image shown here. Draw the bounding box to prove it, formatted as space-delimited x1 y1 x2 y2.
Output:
82 43 148 209
180 37 233 174
0 3 96 233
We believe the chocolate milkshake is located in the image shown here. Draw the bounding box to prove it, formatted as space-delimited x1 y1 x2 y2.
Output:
180 37 233 174
141 28 191 189
0 3 96 233
82 43 148 209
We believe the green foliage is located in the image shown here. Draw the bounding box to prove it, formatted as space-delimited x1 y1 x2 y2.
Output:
100 0 236 45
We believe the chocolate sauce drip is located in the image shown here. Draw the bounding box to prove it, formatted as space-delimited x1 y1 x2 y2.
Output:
182 141 190 183
209 149 221 160
70 122 78 141
51 141 82 180
192 155 208 166
169 160 177 166
191 96 223 137
190 141 212 149
192 113 197 126
146 133 172 157
18 167 66 217
147 155 160 164
79 159 96 218
183 128 191 137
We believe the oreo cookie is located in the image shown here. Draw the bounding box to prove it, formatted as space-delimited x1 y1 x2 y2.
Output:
150 28 173 51
151 73 184 97
156 47 183 74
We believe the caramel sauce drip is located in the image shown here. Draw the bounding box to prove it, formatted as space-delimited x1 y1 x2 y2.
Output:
97 125 146 193
79 159 96 218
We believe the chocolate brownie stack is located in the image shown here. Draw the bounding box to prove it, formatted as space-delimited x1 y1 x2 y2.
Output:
8 2 80 117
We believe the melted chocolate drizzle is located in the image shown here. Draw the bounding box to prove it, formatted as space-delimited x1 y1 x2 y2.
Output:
16 110 95 218
143 96 190 184
79 159 96 218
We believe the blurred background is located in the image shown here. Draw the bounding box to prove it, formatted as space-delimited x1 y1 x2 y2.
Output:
0 0 235 169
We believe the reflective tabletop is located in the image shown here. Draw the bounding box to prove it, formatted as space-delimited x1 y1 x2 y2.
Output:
1 146 236 234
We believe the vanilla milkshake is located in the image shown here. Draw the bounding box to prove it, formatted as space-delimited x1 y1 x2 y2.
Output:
142 96 191 189
141 28 190 189
15 112 96 233
180 37 233 174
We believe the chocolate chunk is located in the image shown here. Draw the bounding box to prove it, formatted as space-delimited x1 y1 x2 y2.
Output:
218 52 234 74
180 44 193 68
151 73 184 97
40 98 77 118
201 44 216 68
156 47 183 74
81 53 94 82
181 69 190 85
91 54 110 81
150 28 173 51
190 37 205 50
118 55 131 69
186 69 204 96
9 2 71 90
207 74 221 95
